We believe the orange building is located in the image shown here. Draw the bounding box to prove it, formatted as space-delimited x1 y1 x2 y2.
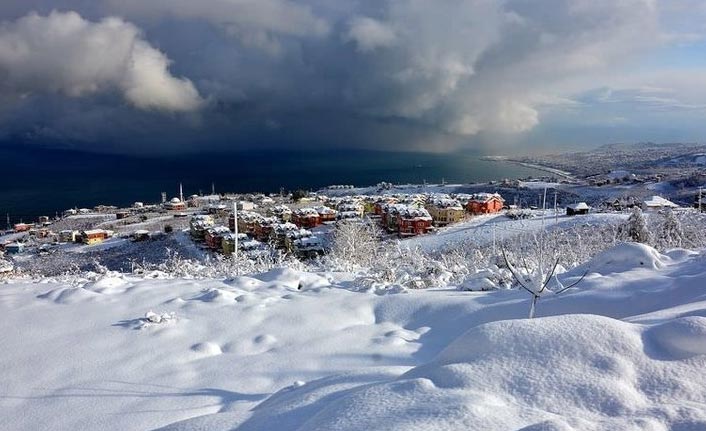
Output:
466 193 505 215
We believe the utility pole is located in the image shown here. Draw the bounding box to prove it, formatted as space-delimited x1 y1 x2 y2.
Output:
232 201 239 274
554 191 558 225
492 223 497 255
6 213 10 231
699 187 703 213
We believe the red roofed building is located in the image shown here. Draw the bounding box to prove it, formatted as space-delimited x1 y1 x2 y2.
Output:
397 207 433 237
292 208 321 229
466 193 505 215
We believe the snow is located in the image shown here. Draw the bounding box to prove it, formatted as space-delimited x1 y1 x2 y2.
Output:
2 243 706 430
567 202 590 210
405 211 627 252
517 180 562 190
643 195 678 208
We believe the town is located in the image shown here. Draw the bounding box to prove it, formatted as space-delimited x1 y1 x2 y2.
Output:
2 171 700 276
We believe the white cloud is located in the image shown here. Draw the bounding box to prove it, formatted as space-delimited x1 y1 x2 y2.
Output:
0 10 203 111
1 0 701 151
110 0 329 55
346 17 397 52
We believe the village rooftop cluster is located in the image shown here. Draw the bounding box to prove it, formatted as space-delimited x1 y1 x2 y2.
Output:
1 173 693 270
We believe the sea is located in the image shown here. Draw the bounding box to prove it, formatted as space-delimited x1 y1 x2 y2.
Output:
0 146 546 223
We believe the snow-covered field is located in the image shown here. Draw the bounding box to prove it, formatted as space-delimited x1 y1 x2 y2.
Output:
406 211 628 252
2 241 706 430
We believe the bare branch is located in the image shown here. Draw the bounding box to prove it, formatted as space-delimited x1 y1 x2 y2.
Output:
539 257 560 293
554 269 590 295
502 246 534 294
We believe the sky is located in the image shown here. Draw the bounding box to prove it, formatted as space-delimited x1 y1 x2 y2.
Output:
1 0 706 155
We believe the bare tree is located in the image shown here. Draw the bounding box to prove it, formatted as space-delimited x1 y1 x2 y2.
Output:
328 219 383 272
502 245 588 318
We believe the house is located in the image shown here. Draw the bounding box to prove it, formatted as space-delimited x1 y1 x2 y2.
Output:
206 204 228 215
337 210 361 221
38 216 50 225
315 206 337 223
336 201 365 218
164 197 187 211
284 229 312 252
132 230 150 241
465 193 505 215
34 228 51 239
253 217 277 241
641 195 679 211
254 195 275 205
397 207 434 237
187 195 201 208
14 223 31 232
381 203 408 232
59 230 79 243
374 197 398 216
566 202 590 216
230 211 264 234
80 229 110 245
292 208 321 229
272 223 299 248
603 197 631 211
237 201 257 211
116 211 130 220
204 226 231 250
271 205 293 222
426 197 465 226
222 233 249 255
4 242 25 254
190 215 214 239
293 235 325 258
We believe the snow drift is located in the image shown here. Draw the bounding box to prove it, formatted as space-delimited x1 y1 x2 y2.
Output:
2 243 706 431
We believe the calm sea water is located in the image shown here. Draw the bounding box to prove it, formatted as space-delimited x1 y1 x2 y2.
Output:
0 146 545 223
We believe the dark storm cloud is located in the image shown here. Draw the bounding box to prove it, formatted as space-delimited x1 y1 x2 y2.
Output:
0 0 695 153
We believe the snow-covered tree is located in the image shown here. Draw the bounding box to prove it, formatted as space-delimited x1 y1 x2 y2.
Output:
328 219 382 272
657 208 683 249
623 206 650 244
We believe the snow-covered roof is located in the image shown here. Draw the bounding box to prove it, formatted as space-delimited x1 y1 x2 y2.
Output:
192 214 213 221
400 207 432 221
83 229 107 236
294 208 320 217
294 236 323 249
643 196 678 208
286 229 312 239
466 193 505 203
428 197 463 209
237 211 265 222
338 211 360 219
272 205 292 214
274 223 299 233
567 202 590 210
315 206 337 215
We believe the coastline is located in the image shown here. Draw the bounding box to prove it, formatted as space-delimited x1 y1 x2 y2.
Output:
481 156 574 180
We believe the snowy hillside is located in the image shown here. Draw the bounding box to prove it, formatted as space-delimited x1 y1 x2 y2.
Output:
2 242 706 430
